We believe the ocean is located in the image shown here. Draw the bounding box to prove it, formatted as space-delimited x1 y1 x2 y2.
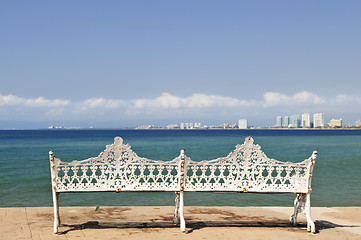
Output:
0 129 360 207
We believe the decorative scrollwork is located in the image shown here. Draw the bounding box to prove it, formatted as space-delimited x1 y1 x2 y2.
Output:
185 136 311 193
53 137 181 192
52 136 314 193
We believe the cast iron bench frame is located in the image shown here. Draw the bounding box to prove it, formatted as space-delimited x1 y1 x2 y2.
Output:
49 136 317 233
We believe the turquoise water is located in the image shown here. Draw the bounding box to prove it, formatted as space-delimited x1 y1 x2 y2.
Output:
0 129 360 207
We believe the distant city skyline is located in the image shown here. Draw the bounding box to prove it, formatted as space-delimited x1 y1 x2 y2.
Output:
41 113 359 130
135 114 354 130
276 113 328 128
1 1 361 128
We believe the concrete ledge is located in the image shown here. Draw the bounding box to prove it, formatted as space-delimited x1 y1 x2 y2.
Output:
1 206 360 239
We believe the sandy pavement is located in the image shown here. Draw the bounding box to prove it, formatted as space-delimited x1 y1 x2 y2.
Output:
1 206 360 240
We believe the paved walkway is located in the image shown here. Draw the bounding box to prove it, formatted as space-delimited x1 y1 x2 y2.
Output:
1 206 360 239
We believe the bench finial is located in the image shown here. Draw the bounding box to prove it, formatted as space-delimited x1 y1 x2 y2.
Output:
49 151 54 161
114 136 123 145
244 136 254 145
312 150 317 160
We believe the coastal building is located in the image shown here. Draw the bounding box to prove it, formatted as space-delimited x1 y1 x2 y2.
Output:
276 116 282 127
313 113 324 128
302 113 311 128
356 120 361 127
238 119 248 129
329 118 342 128
180 122 202 129
283 116 289 128
221 123 237 129
167 124 179 129
135 125 155 129
290 115 300 128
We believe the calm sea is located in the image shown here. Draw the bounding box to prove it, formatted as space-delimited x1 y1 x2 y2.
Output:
0 129 360 207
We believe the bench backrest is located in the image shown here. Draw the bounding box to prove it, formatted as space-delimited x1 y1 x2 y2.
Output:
50 136 316 194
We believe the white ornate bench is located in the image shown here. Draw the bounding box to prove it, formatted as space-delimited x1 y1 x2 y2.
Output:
49 136 317 233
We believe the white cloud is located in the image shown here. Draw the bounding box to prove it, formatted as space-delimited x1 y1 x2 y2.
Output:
83 98 107 108
74 97 125 114
263 92 290 107
263 91 325 107
82 98 124 109
0 93 71 107
26 97 70 107
134 92 257 109
0 93 23 106
2 91 361 125
135 93 181 109
335 94 361 104
292 91 325 104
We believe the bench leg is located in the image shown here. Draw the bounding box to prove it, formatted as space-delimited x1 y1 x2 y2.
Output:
290 193 303 226
179 191 186 232
173 192 180 224
290 193 315 233
305 193 316 233
52 191 60 233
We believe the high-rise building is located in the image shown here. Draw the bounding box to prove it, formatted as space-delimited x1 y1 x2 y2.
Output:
180 123 185 129
356 120 361 127
276 116 282 127
329 118 342 128
290 115 300 128
283 116 289 128
313 113 324 128
238 119 248 129
167 124 178 129
301 113 311 128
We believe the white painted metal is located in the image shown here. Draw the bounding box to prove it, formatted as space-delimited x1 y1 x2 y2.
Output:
49 150 60 234
52 137 182 192
173 192 180 224
178 150 186 232
290 150 317 233
184 136 314 193
50 136 317 233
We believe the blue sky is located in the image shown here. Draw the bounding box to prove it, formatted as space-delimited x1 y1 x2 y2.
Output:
1 1 361 128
